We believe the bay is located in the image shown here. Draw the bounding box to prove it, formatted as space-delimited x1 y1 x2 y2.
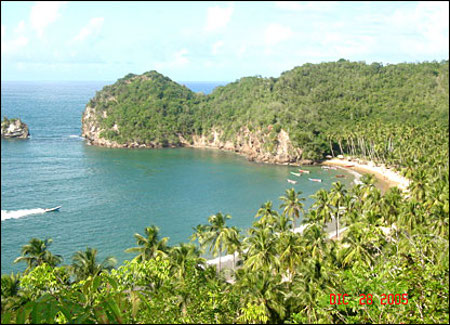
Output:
1 81 355 274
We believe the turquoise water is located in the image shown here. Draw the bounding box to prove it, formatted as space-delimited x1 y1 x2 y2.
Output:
1 81 354 274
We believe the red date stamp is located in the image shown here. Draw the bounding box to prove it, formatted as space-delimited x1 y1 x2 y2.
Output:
330 293 408 305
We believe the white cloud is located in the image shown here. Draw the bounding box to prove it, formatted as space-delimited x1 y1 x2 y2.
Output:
211 40 224 55
14 20 26 35
265 23 293 46
274 1 302 11
237 45 246 58
204 60 214 68
173 49 189 66
274 1 338 12
2 21 29 55
205 4 234 32
2 35 29 55
73 17 104 42
385 1 449 55
155 49 190 70
30 1 67 38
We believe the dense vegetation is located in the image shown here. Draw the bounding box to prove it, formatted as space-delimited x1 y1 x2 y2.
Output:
2 122 448 323
2 60 448 323
85 60 448 160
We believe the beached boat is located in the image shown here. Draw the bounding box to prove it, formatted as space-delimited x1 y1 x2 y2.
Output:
298 169 310 174
308 178 322 182
44 206 61 212
287 179 297 184
329 167 337 170
335 174 346 178
344 165 354 168
321 166 331 169
290 172 301 176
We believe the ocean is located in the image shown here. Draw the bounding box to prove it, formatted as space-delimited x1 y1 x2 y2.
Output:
1 81 355 274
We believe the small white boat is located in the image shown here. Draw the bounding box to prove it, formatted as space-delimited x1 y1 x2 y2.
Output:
321 166 331 170
287 179 297 184
330 167 337 170
308 178 322 183
298 169 310 174
44 206 61 212
290 172 301 176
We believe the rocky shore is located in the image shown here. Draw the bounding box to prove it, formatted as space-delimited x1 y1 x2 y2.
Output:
1 117 30 139
81 104 314 166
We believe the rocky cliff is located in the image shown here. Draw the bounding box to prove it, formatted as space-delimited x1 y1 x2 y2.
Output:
1 118 30 139
82 104 308 165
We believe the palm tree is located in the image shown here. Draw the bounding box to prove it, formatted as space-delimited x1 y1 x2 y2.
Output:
279 188 305 230
201 212 232 272
125 225 169 261
71 247 117 281
273 213 294 233
235 270 286 323
409 169 427 201
190 224 208 245
13 238 63 272
223 226 242 271
1 273 23 313
302 223 329 263
277 231 303 282
243 227 279 272
255 201 278 226
310 189 333 227
329 182 348 239
169 243 205 280
339 224 374 269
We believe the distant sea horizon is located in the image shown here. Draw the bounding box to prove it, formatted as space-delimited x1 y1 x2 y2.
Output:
1 80 230 96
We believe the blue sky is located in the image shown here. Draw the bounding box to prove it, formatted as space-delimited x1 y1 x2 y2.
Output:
1 1 448 82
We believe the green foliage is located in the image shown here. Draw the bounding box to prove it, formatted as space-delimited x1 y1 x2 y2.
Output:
2 60 449 323
86 60 449 161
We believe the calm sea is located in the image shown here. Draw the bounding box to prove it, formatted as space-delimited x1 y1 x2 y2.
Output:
1 81 355 274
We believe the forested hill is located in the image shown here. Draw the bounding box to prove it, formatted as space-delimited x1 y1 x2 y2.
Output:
82 60 449 161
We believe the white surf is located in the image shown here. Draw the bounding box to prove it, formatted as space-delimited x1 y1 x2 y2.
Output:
1 208 46 221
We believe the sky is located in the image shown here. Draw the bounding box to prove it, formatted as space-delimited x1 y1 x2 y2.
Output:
1 1 449 82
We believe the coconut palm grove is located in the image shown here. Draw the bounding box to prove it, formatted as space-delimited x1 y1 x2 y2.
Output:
1 60 449 323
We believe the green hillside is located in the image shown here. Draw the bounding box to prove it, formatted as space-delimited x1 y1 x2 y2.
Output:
82 60 448 160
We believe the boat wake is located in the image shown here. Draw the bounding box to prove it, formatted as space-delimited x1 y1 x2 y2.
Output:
68 135 83 140
1 208 46 221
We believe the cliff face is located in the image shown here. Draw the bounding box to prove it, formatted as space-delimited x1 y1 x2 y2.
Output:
82 107 307 165
179 128 306 165
1 118 30 139
82 104 118 147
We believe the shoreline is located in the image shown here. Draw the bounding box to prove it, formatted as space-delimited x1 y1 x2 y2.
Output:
322 157 410 192
206 157 410 270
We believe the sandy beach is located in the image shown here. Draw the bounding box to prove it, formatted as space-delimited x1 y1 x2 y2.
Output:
322 157 410 192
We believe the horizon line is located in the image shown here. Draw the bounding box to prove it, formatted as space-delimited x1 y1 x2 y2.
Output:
1 80 231 83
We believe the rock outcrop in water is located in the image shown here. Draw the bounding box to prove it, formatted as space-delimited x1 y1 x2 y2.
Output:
1 117 30 139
